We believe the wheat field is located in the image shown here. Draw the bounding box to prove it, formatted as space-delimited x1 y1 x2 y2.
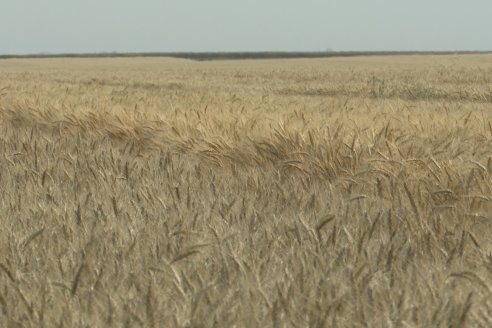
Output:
1 55 492 327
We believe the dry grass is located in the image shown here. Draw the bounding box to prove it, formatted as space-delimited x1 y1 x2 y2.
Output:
1 55 492 327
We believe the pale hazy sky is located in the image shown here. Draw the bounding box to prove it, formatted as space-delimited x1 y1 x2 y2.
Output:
1 0 490 54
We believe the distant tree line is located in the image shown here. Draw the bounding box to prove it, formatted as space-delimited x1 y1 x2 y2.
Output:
0 51 490 61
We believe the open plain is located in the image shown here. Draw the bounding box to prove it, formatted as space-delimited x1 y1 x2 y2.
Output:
1 54 492 327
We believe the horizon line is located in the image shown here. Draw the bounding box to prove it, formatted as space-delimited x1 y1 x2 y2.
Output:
1 50 491 61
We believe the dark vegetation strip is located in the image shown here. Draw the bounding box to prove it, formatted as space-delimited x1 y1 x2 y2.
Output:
1 51 491 61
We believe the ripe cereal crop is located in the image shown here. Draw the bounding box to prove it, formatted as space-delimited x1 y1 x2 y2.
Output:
1 55 492 327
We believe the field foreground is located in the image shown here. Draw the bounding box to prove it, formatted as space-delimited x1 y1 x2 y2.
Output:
1 55 492 327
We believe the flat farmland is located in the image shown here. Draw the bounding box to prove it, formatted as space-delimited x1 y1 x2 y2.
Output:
1 55 492 327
